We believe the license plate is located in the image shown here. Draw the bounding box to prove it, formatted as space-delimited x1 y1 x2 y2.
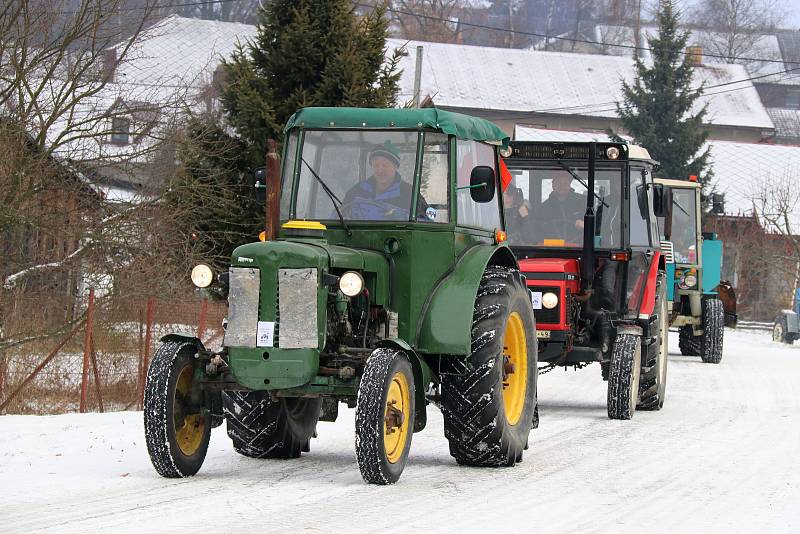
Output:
536 330 551 339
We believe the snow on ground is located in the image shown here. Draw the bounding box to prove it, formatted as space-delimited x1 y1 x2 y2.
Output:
2 329 799 533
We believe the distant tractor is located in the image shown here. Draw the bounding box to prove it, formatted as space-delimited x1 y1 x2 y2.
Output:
773 289 800 344
143 107 539 485
503 141 670 419
654 178 730 364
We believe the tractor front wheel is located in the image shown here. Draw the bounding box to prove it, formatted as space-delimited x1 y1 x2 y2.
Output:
223 391 320 459
441 265 538 467
144 341 211 478
773 317 793 344
607 332 642 420
355 348 415 485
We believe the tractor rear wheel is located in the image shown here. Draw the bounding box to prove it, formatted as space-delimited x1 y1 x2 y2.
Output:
355 348 415 485
700 298 724 364
441 265 538 467
639 273 668 410
223 391 321 459
607 332 642 420
144 341 211 478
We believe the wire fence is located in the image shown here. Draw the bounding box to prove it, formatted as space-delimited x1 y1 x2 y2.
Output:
0 290 226 415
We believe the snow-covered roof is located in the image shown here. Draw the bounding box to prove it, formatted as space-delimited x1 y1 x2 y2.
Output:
766 107 800 140
390 38 773 130
115 15 257 89
594 24 795 84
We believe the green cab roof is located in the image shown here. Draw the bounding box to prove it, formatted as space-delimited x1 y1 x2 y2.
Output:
284 107 510 148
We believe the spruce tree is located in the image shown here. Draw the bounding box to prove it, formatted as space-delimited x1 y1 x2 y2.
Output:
220 0 402 163
616 0 711 185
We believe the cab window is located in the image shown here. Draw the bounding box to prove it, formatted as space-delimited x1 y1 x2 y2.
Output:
456 140 501 230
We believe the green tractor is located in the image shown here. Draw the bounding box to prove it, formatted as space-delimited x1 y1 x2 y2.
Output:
654 177 729 364
143 107 538 485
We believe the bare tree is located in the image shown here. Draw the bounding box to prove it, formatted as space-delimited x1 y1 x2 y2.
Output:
390 0 464 43
689 0 787 65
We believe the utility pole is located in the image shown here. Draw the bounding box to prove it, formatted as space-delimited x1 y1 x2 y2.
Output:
634 0 643 60
413 45 423 108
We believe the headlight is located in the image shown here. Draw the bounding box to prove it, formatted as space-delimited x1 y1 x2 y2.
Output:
683 274 698 288
499 145 513 158
606 146 620 160
191 264 213 288
542 292 559 309
339 271 364 297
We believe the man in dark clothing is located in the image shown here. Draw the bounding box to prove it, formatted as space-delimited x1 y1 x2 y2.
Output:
503 185 531 244
343 141 430 221
538 173 587 244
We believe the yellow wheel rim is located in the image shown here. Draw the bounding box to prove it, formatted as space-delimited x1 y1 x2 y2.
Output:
174 364 206 456
502 312 528 426
383 370 411 464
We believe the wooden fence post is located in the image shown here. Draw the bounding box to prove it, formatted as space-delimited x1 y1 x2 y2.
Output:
136 306 144 410
90 335 104 413
79 288 95 413
138 298 155 408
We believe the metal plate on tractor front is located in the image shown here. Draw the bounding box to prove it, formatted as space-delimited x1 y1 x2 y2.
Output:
224 267 260 348
278 268 318 349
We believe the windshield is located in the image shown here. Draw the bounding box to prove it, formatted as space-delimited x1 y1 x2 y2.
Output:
292 130 428 222
669 188 698 263
502 166 623 248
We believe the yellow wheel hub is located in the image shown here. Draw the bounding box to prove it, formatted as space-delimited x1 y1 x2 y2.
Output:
174 364 206 456
383 371 411 464
502 312 528 426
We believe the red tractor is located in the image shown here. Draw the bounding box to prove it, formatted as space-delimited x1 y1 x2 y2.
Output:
502 141 670 419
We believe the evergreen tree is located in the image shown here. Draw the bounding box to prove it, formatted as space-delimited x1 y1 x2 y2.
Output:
221 0 402 163
616 0 711 185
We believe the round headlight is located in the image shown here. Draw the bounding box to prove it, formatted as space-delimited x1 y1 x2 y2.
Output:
606 146 620 160
542 292 559 309
191 264 213 288
339 271 364 297
683 274 697 288
499 145 513 158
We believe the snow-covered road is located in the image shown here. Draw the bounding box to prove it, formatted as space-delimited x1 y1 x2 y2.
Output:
2 329 799 533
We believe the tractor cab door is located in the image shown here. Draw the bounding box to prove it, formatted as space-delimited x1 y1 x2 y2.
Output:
625 166 660 317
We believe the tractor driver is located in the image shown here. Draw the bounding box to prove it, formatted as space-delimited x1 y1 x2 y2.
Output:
343 141 430 221
539 172 587 244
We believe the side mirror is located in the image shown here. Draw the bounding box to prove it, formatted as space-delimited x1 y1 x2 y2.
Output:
652 183 671 218
635 184 648 220
712 193 725 215
469 166 496 203
253 167 267 203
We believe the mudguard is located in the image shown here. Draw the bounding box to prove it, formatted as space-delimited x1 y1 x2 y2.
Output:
416 245 517 356
159 333 207 352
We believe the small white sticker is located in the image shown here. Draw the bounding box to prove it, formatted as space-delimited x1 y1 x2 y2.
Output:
530 291 543 310
256 321 275 347
426 207 437 220
237 256 254 263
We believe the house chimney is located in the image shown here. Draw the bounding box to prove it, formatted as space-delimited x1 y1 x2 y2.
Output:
685 45 702 66
103 48 118 82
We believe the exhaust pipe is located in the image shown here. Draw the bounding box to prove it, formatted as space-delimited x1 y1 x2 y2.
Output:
581 142 596 293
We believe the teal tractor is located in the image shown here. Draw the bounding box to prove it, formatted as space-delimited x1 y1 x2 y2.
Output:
655 178 732 364
773 289 800 344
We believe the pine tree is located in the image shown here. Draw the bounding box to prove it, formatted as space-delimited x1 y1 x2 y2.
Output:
616 0 711 185
220 0 402 163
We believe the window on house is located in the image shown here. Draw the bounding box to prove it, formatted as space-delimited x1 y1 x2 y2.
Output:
110 118 130 144
787 89 800 109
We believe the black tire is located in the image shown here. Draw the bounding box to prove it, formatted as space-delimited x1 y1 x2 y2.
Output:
441 265 538 467
773 317 791 344
639 273 668 410
679 324 700 356
144 341 211 478
700 298 724 364
607 332 642 420
222 391 321 459
355 348 415 485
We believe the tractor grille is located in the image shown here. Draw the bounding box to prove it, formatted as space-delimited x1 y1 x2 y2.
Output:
224 267 260 348
660 240 675 264
529 286 561 324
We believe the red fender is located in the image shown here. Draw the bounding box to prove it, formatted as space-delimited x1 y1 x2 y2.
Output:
638 251 662 317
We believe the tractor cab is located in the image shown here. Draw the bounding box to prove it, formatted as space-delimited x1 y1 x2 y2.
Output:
503 141 670 419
